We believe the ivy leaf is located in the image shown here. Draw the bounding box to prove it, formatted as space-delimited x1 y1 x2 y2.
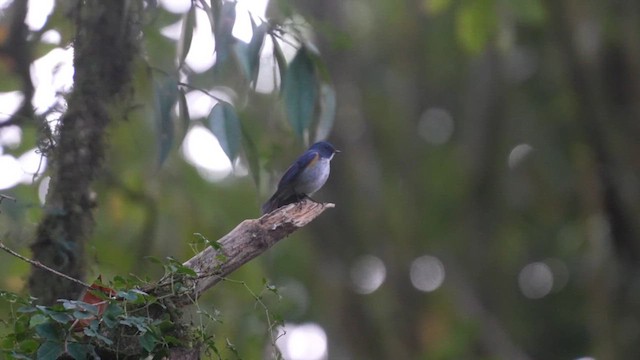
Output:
140 331 157 353
36 341 63 360
177 5 196 68
66 342 91 360
17 339 39 354
35 322 60 341
29 313 48 328
283 47 318 139
154 76 179 167
49 311 72 324
315 83 337 142
207 102 241 162
103 303 123 329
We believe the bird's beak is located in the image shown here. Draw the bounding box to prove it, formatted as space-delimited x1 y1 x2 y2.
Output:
335 149 341 153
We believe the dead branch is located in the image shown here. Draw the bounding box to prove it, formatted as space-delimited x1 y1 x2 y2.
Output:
150 199 334 306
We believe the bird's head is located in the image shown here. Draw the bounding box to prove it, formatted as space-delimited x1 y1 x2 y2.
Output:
310 141 340 160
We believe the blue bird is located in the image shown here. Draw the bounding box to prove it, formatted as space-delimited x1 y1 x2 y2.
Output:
261 141 340 214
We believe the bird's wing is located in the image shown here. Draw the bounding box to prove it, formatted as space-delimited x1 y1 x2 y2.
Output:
277 150 319 190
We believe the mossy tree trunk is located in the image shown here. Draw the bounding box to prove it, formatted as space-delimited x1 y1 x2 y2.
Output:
29 0 140 305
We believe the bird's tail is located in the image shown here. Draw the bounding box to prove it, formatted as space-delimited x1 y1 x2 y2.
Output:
261 191 298 215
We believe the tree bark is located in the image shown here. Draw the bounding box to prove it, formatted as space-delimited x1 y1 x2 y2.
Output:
29 0 139 305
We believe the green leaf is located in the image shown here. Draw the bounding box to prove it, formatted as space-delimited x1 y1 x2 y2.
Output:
60 300 78 310
17 306 37 313
72 311 94 320
35 323 60 341
240 122 260 187
164 335 183 346
66 342 90 360
116 290 144 303
75 302 99 316
103 303 123 329
154 76 179 166
283 47 318 139
455 0 497 54
235 22 268 84
17 339 39 354
14 314 29 334
49 312 72 324
36 341 62 360
1 334 17 350
271 34 287 93
83 321 114 345
29 314 48 328
139 331 157 353
207 102 242 162
119 316 149 332
315 83 337 142
177 5 196 68
177 88 191 146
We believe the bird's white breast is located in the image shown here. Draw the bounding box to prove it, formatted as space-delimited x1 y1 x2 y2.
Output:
295 158 331 195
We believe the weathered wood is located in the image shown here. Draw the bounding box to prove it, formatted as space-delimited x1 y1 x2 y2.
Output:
152 199 334 306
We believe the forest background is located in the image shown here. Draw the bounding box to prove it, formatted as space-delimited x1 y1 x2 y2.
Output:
0 0 639 359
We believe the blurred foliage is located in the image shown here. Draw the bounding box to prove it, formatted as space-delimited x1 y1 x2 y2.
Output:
1 0 640 359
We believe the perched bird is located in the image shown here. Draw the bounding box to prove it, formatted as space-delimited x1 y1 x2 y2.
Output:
261 141 339 214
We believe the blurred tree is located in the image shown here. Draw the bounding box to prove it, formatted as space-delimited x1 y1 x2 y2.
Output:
1 0 640 359
291 0 640 359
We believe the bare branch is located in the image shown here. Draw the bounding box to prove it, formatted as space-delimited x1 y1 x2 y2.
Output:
0 241 92 289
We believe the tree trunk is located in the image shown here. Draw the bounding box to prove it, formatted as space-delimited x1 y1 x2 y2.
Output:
29 0 139 305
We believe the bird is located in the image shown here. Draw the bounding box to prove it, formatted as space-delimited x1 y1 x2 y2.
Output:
261 141 339 214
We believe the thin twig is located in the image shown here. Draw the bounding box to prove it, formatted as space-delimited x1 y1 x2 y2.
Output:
177 82 226 102
0 194 16 203
0 241 92 289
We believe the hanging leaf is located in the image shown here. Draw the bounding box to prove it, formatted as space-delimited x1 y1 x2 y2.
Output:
177 88 190 146
271 34 287 94
315 83 337 142
177 5 196 69
207 102 242 162
214 1 237 68
234 22 268 85
154 77 179 167
283 47 318 139
247 22 268 83
240 123 260 187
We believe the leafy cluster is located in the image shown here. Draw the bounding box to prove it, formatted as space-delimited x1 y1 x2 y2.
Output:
0 249 285 360
0 282 183 359
152 0 336 181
